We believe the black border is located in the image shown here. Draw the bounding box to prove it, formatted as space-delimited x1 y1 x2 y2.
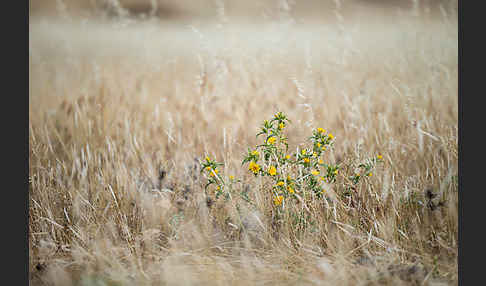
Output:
16 0 29 285
24 1 29 284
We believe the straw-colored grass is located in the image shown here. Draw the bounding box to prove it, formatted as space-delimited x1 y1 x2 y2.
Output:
29 2 457 285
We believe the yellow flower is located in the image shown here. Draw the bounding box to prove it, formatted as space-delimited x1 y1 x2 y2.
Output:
313 152 317 157
268 166 277 176
267 137 277 145
276 181 285 187
317 142 321 148
216 186 221 191
311 169 320 176
210 168 219 177
301 149 307 155
333 169 338 175
287 186 294 194
318 159 323 164
328 133 334 140
229 175 234 180
285 154 291 160
303 158 310 164
320 176 326 182
367 172 372 177
273 195 284 206
322 146 327 151
279 122 285 129
206 166 211 171
321 189 326 194
287 175 292 181
377 155 383 160
317 128 326 134
252 150 259 157
249 161 260 174
205 156 211 162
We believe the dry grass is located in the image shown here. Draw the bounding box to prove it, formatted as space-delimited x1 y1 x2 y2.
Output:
29 2 457 285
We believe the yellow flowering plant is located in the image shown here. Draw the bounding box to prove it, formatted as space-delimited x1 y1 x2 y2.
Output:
242 112 296 206
242 112 341 206
200 112 381 210
349 155 384 186
200 155 240 200
200 156 223 196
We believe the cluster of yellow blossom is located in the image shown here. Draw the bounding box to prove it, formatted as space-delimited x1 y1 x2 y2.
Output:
268 166 277 176
249 161 260 174
273 195 284 206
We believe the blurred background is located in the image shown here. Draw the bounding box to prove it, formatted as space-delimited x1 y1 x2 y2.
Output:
30 0 457 22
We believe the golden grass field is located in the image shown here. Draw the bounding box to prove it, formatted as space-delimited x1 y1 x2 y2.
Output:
29 1 458 285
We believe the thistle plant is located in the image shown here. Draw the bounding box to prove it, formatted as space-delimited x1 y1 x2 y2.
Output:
348 155 384 186
200 156 230 199
200 112 383 211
